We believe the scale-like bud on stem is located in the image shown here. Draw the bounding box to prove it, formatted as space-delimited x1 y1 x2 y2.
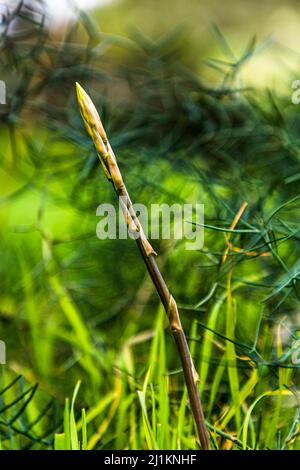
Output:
76 82 106 141
76 83 156 257
76 82 111 180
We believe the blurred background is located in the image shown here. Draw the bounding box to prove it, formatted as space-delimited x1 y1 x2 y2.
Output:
44 0 300 90
0 0 300 450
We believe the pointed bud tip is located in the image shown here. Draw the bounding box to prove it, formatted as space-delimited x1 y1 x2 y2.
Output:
75 82 86 103
76 82 84 93
76 82 93 106
75 82 107 144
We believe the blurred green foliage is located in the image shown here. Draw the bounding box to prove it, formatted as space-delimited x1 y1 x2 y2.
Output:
0 0 299 450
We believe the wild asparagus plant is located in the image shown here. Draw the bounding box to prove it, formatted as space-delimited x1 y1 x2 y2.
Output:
76 83 210 450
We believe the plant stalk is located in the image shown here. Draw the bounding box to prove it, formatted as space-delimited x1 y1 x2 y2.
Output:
76 82 210 450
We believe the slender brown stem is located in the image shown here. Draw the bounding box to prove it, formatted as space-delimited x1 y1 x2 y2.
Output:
139 249 210 450
76 82 210 449
113 173 210 450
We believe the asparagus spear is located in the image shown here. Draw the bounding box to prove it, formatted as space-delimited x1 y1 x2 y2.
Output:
76 83 210 450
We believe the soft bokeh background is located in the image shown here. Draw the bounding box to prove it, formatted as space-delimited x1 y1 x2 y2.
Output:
47 0 300 90
0 0 299 450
